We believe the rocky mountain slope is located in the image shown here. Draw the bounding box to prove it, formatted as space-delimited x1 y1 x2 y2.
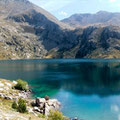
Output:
0 0 75 59
0 0 120 59
62 11 120 27
55 26 120 59
75 26 120 58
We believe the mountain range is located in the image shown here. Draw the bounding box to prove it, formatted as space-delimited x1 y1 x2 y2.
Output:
62 11 120 27
0 0 120 59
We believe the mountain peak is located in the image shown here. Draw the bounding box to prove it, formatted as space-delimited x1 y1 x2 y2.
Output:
0 0 30 4
0 0 32 16
0 0 58 24
62 11 120 27
96 11 109 14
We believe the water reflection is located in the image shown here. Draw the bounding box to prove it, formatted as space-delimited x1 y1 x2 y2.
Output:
0 60 120 97
31 61 120 97
60 62 120 96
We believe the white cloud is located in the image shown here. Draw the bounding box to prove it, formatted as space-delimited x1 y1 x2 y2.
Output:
99 0 117 3
30 0 75 12
117 4 120 7
59 11 68 16
109 0 116 3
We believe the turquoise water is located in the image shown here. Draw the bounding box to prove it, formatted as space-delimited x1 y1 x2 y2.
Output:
0 59 120 120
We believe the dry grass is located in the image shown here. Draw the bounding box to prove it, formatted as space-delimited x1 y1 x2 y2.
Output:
0 98 45 120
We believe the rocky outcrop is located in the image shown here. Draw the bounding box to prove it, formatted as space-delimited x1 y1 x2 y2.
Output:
76 27 97 58
31 98 61 116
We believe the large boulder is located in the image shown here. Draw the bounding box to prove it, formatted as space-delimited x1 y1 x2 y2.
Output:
31 97 61 116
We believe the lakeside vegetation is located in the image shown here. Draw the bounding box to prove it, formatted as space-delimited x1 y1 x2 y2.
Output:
14 79 29 91
0 78 68 120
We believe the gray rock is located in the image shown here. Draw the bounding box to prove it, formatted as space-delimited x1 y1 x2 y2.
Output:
4 96 12 100
33 107 41 112
31 98 61 116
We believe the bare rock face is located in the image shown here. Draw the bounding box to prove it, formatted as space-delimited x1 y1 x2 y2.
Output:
75 26 120 58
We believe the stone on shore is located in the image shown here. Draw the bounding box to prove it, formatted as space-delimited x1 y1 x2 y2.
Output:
31 97 61 116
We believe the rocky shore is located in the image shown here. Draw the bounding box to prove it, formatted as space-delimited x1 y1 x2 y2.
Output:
0 79 30 100
31 97 61 116
0 78 61 120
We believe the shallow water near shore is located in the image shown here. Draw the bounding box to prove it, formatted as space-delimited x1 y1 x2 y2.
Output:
0 59 120 120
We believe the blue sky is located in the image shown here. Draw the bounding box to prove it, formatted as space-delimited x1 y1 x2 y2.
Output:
29 0 120 20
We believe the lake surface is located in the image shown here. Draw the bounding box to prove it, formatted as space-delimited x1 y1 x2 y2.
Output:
0 59 120 120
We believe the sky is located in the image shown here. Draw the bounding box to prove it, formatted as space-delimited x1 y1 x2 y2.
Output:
29 0 120 20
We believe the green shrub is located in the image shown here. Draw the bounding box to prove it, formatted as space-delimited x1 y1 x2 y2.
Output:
48 110 68 120
38 113 46 118
17 98 27 113
14 79 29 91
12 101 18 109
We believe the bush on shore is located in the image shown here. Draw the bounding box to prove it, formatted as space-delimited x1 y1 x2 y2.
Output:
48 110 68 120
17 98 27 113
12 101 17 109
12 98 27 113
14 79 29 91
